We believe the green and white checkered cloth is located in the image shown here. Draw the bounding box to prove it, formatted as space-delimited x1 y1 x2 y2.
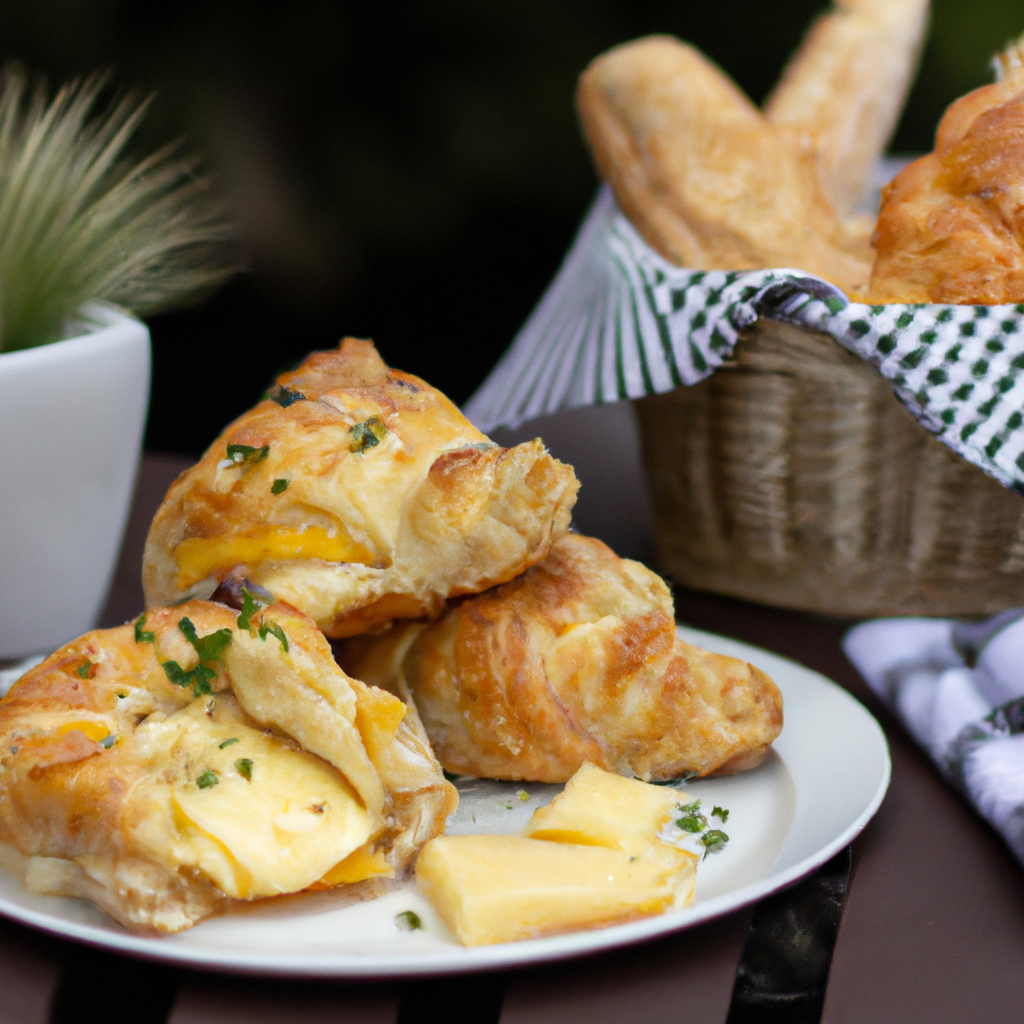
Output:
465 187 1024 495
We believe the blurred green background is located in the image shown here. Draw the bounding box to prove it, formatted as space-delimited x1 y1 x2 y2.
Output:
2 0 1020 454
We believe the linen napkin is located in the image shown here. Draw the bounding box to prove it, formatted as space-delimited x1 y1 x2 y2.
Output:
844 611 1024 864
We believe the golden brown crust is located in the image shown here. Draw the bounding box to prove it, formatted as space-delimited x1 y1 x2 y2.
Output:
143 339 578 636
0 601 455 933
576 35 871 294
341 534 783 783
867 43 1024 304
764 0 929 217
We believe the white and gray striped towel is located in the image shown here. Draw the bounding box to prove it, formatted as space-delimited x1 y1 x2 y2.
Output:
845 611 1024 865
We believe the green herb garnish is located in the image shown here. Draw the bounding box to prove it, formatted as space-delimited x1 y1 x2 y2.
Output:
258 620 289 652
219 738 239 749
196 769 218 789
116 691 127 699
226 443 270 466
517 790 529 802
179 618 232 663
269 385 306 407
237 587 264 631
395 910 423 932
235 758 252 781
100 734 117 749
134 615 155 644
348 416 387 454
712 805 730 823
701 829 729 857
77 660 94 679
676 799 708 833
271 478 289 494
161 617 232 697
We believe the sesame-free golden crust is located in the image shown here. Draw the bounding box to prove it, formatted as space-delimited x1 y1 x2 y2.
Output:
0 601 455 933
342 534 783 784
867 42 1024 305
576 35 871 294
143 339 578 637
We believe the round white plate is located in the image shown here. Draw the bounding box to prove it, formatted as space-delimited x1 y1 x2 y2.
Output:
0 626 890 977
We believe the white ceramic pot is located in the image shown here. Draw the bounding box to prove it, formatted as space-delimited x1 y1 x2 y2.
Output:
0 304 150 658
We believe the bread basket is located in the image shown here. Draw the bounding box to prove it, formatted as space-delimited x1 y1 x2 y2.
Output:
634 317 1024 618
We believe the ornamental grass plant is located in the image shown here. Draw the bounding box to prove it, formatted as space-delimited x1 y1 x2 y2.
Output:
0 66 234 353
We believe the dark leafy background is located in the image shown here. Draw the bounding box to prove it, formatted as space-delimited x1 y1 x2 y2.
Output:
2 0 1020 454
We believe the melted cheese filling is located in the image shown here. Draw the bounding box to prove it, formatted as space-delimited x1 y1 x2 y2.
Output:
141 702 376 899
174 525 376 589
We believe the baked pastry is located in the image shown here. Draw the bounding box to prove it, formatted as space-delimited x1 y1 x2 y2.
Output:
0 599 456 934
764 0 929 218
143 339 578 637
868 35 1024 304
575 35 871 294
340 533 783 783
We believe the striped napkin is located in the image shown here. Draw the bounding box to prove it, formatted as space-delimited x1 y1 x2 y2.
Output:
845 612 1024 865
466 186 1024 494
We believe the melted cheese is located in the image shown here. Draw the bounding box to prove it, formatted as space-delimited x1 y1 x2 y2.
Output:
174 526 375 589
315 845 394 887
143 700 375 899
56 721 111 744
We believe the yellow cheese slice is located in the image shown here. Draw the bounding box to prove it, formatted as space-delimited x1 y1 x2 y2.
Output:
416 835 679 946
173 525 375 589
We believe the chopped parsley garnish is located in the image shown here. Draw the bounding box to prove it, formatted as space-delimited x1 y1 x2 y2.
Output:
712 805 730 823
701 830 729 857
269 385 306 407
179 617 232 663
258 620 289 651
219 738 239 749
100 734 117 749
271 478 289 494
237 587 288 651
395 910 423 932
77 660 94 679
237 587 263 631
196 770 218 789
348 416 387 454
226 443 270 466
116 692 127 699
134 615 155 644
161 617 232 697
676 798 708 833
517 789 529 802
235 758 253 781
9 746 17 755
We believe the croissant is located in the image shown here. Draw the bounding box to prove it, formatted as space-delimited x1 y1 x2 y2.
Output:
340 533 783 783
143 339 579 637
0 600 456 933
868 35 1024 304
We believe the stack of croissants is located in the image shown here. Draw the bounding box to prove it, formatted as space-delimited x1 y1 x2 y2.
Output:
2 0 1020 940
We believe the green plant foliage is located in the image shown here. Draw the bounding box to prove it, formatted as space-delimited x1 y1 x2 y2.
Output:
0 66 235 352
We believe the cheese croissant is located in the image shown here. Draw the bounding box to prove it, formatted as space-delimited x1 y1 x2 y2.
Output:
143 339 579 637
867 35 1024 304
0 600 456 934
339 534 783 784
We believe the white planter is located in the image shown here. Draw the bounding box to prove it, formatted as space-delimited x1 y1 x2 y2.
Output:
0 304 150 658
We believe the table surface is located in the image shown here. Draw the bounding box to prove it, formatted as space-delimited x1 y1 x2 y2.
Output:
4 448 1024 1024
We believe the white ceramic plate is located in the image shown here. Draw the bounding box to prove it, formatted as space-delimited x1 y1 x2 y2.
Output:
0 627 890 977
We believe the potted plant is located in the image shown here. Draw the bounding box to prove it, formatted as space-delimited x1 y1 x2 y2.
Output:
0 68 234 659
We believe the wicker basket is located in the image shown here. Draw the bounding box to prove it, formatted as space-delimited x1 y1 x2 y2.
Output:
635 317 1024 618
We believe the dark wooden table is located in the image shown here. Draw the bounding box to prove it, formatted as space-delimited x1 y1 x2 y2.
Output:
4 450 1024 1024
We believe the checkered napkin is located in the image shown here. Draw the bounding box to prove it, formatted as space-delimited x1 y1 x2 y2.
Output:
845 612 1024 865
465 186 1024 494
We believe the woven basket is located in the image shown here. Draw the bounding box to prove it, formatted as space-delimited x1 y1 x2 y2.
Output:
635 317 1024 618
